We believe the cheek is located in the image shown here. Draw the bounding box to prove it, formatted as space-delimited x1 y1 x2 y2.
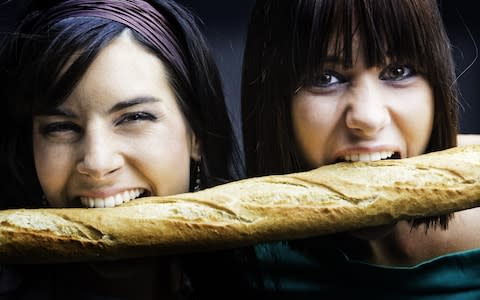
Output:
393 87 434 156
291 94 337 167
135 123 193 195
33 137 72 202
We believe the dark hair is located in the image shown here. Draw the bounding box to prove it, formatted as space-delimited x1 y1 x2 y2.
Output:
241 0 458 228
0 0 243 209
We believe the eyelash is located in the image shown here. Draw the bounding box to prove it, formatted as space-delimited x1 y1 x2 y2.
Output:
40 112 158 137
41 122 81 136
305 64 417 91
379 65 416 81
114 112 158 126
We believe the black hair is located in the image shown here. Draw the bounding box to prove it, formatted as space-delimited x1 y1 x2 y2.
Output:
241 0 458 229
0 0 252 297
0 0 243 209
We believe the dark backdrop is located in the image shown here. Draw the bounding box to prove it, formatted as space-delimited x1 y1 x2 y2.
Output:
1 0 478 141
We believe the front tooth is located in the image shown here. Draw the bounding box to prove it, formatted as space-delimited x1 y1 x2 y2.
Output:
94 198 105 208
351 153 359 161
104 196 115 208
359 153 370 162
88 198 94 208
370 152 381 161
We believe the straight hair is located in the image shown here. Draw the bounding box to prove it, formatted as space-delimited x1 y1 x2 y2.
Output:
242 0 458 228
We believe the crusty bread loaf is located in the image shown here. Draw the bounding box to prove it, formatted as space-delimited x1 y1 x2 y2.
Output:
1 145 480 263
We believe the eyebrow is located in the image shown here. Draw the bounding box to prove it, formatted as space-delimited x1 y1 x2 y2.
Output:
37 96 162 116
108 96 161 113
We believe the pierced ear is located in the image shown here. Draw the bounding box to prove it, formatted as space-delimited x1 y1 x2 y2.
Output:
190 133 201 161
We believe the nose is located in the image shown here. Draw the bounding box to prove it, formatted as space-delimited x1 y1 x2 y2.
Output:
76 127 123 179
345 78 390 138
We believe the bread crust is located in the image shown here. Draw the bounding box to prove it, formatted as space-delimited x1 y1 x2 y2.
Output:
1 145 480 263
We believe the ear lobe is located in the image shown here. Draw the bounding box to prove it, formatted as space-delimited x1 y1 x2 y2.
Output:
190 133 201 161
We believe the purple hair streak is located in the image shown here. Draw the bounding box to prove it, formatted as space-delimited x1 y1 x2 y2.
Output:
27 0 188 81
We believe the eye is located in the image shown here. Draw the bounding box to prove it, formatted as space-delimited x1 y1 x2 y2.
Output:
380 65 416 81
115 112 157 126
309 71 346 88
40 122 82 136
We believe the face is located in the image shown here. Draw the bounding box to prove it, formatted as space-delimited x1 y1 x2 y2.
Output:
291 40 434 169
32 31 200 208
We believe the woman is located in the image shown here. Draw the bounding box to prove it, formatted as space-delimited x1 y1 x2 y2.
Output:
241 0 480 298
0 0 243 298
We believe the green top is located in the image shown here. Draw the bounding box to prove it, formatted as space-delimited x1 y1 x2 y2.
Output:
254 242 480 299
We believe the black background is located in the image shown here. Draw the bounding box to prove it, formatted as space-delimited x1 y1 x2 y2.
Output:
1 0 478 140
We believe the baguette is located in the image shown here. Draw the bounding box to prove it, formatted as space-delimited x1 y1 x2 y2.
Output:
1 144 480 263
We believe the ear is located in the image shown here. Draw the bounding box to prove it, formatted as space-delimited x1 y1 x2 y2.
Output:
190 132 201 161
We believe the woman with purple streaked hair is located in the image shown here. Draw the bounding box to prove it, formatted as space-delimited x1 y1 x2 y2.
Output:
0 0 247 298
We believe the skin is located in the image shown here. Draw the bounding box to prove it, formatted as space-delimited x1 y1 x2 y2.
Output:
291 41 480 266
292 48 434 167
32 31 200 208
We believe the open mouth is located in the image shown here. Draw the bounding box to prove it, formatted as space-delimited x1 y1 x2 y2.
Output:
336 151 401 163
79 189 151 208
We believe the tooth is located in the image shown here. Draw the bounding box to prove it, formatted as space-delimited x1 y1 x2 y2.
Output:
370 152 381 161
104 196 115 208
79 189 146 208
351 153 359 161
359 153 370 161
94 198 105 208
344 154 351 161
116 194 124 205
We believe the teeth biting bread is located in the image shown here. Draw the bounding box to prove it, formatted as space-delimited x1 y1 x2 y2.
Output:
1 145 480 263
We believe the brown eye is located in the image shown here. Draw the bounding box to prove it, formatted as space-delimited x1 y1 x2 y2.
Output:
380 65 416 81
115 112 157 126
309 71 345 88
41 122 81 135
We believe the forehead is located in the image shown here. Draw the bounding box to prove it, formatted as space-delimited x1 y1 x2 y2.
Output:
61 31 173 112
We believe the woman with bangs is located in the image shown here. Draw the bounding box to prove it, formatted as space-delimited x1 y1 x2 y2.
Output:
241 0 480 298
